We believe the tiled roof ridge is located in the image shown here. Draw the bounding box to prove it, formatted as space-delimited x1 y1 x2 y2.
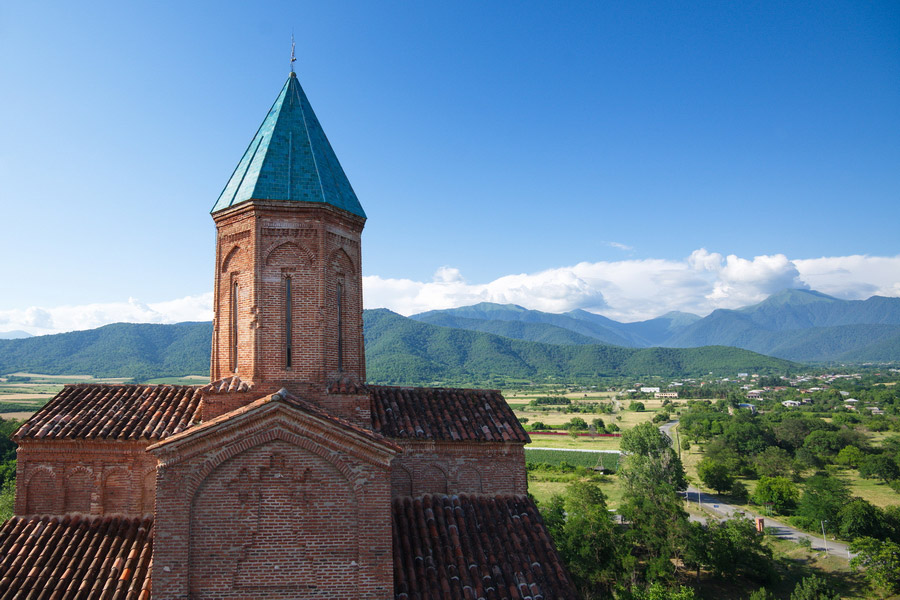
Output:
198 375 254 394
150 387 400 453
0 514 153 600
370 383 502 394
391 493 577 600
14 383 202 441
326 374 368 395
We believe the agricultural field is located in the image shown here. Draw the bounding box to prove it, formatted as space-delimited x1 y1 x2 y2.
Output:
0 372 130 418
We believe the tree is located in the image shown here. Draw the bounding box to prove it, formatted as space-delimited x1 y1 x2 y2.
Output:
752 476 799 514
753 446 793 478
566 417 589 430
859 454 900 484
618 423 690 582
0 480 14 522
836 445 865 469
697 459 734 494
629 401 646 412
691 516 774 581
796 475 851 525
540 481 622 597
850 537 900 595
839 499 885 540
620 422 687 491
749 588 776 600
802 430 844 457
631 582 696 600
790 575 840 600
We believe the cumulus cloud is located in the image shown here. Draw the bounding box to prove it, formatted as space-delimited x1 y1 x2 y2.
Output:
3 253 899 335
364 251 900 322
0 292 214 336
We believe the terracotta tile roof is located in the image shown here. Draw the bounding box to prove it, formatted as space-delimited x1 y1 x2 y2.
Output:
370 386 529 443
326 374 368 395
149 388 401 454
0 514 153 600
14 384 202 441
198 375 254 394
392 494 576 600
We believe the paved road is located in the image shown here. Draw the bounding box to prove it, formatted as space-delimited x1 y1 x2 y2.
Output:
660 420 854 559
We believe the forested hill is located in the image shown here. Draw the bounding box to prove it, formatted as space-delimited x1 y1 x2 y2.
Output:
411 290 900 362
0 322 213 380
0 312 794 384
363 309 793 385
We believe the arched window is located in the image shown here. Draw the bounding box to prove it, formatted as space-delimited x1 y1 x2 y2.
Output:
231 281 239 372
337 282 343 372
285 276 293 368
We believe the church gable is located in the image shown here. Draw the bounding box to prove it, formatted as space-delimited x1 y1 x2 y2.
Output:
148 390 398 600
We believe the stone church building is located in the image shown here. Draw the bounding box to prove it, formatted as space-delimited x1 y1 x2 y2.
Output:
0 71 576 599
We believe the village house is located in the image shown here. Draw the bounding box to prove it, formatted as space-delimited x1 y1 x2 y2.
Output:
0 70 575 600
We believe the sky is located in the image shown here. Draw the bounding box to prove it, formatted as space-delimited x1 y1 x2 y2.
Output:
1 1 898 335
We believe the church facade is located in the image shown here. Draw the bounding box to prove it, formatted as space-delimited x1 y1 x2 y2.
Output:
0 71 575 600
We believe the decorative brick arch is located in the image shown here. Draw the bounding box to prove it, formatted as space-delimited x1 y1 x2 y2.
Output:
391 462 414 497
328 247 355 277
102 467 134 515
187 432 360 598
221 245 243 273
64 465 94 514
416 463 449 496
25 466 60 515
181 426 364 499
458 466 483 494
264 241 315 267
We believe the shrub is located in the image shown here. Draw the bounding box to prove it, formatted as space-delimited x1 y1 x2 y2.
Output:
629 401 645 412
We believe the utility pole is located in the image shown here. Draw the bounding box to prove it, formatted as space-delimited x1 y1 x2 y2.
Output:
821 520 829 556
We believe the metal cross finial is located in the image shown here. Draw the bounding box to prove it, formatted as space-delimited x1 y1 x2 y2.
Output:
290 33 297 73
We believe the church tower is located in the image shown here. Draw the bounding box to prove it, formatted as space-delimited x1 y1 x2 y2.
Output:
209 71 367 408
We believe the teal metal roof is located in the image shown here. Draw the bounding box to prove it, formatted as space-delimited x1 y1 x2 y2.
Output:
212 73 365 218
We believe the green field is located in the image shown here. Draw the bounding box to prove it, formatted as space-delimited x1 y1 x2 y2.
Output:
525 448 620 471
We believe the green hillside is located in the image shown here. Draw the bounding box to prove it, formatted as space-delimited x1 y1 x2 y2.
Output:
0 322 212 380
412 292 900 362
0 312 795 385
364 309 794 386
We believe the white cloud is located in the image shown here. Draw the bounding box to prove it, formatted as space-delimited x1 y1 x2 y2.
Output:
604 241 634 252
365 251 900 322
3 252 899 335
0 292 214 336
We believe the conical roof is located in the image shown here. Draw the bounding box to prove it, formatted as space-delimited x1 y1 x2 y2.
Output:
211 72 365 218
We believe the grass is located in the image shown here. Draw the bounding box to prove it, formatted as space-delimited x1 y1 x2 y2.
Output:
525 448 620 471
527 473 625 510
143 375 209 385
841 469 900 507
527 435 622 450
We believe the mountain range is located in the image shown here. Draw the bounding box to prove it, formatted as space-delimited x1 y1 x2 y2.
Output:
0 289 893 385
411 289 900 362
0 313 792 385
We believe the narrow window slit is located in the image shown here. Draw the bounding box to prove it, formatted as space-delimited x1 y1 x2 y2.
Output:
285 276 293 368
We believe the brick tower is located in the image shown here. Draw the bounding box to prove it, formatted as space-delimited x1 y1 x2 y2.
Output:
209 71 366 408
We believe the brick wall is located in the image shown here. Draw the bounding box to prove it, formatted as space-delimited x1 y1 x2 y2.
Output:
149 401 396 600
210 200 368 425
15 440 157 517
390 441 527 498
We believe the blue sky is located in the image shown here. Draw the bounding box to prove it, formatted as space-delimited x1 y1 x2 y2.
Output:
1 1 899 334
